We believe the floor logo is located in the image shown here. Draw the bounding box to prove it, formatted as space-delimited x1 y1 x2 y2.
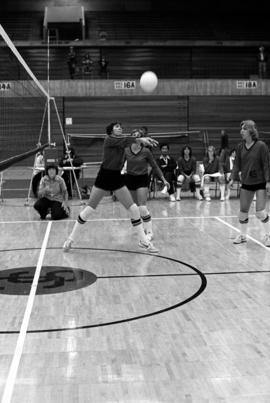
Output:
0 266 97 295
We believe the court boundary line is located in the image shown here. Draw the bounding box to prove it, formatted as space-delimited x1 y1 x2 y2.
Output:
215 216 270 251
0 214 254 224
1 221 52 403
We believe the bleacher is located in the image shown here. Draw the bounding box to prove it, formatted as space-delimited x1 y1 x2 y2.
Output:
0 12 43 41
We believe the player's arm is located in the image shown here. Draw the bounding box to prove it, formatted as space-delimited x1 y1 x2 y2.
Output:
137 137 158 148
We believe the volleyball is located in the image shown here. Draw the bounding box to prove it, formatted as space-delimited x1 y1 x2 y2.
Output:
139 71 158 93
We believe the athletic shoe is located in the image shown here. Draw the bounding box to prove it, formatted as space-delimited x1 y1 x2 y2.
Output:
161 185 168 194
146 231 154 241
233 234 247 244
139 240 159 253
205 196 211 202
176 197 181 201
196 194 203 201
169 195 176 202
63 238 73 252
263 234 270 247
220 197 225 202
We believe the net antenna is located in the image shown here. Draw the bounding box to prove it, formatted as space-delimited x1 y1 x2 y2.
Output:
0 24 82 204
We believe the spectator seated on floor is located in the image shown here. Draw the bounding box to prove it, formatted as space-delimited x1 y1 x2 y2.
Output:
34 163 70 220
156 143 177 201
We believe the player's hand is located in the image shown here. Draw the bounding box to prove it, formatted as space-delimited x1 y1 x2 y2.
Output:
139 137 159 148
62 201 70 215
163 180 170 191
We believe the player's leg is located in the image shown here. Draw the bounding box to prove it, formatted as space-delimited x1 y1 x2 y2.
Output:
114 186 158 253
136 187 153 241
193 174 203 200
63 186 107 251
254 188 270 246
233 188 254 244
219 174 226 201
176 174 184 201
203 175 211 201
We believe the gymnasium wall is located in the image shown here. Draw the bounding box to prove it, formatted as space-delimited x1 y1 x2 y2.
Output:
2 80 270 164
64 94 270 162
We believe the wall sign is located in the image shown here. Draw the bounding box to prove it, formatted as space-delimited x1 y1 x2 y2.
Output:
114 81 136 90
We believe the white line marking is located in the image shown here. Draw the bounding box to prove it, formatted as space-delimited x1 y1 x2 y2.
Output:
215 216 270 251
0 215 240 224
1 221 52 403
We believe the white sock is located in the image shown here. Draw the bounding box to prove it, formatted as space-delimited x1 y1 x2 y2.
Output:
204 185 210 197
129 204 149 244
220 184 225 199
139 205 153 234
240 223 248 237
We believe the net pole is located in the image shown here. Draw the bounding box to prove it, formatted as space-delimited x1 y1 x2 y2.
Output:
51 98 83 202
47 30 51 145
25 101 49 205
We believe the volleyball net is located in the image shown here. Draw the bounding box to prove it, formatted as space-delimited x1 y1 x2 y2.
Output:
0 24 65 173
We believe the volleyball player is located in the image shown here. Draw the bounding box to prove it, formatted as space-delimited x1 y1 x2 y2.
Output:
230 120 270 246
63 122 160 253
123 128 170 241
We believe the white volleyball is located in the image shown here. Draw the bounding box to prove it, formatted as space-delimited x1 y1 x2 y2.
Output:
139 71 158 93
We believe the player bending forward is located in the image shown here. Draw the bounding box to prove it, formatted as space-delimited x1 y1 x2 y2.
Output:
63 122 159 253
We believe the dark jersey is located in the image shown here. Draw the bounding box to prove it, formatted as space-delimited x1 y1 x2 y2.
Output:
232 140 270 185
101 135 136 170
124 146 163 178
203 156 221 175
177 156 196 176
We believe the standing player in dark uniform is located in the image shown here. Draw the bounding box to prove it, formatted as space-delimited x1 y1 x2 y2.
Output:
63 122 159 253
230 120 270 246
123 128 170 241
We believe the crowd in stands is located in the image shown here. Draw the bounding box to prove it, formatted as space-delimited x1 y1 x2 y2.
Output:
67 46 109 79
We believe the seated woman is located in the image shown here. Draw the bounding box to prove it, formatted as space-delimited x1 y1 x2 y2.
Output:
156 143 177 201
34 163 70 220
201 145 225 201
176 145 202 200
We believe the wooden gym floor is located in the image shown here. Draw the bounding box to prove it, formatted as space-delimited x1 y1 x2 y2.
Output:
0 195 270 403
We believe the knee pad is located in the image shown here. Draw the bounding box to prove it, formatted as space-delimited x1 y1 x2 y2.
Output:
139 205 149 216
177 175 184 186
79 205 94 223
255 209 269 222
129 203 140 220
139 205 151 222
193 174 201 185
239 211 248 224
